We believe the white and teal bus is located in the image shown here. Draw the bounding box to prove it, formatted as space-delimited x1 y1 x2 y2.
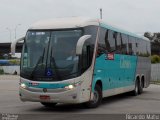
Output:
11 17 151 108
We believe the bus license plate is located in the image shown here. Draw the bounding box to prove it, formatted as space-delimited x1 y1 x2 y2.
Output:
39 95 50 100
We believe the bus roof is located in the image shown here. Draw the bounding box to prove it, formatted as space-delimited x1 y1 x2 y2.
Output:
30 17 149 41
99 21 149 41
30 17 99 29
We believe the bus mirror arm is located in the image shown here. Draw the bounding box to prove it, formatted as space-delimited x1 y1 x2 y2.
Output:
76 35 91 55
11 37 25 55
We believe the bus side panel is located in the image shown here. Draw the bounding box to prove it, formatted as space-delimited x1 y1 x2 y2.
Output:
136 57 151 88
92 54 137 95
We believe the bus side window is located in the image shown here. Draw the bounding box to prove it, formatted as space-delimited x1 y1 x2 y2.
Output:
108 30 116 52
137 39 143 56
121 34 128 54
105 30 111 52
81 42 90 72
98 27 107 56
135 38 139 55
130 36 136 55
115 32 122 54
128 36 133 55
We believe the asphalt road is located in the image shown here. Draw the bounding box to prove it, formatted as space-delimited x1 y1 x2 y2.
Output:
0 75 160 119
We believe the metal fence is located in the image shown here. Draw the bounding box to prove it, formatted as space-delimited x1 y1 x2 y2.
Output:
151 63 160 81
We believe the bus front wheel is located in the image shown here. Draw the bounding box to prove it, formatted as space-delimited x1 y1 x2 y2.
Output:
41 102 57 107
85 84 102 108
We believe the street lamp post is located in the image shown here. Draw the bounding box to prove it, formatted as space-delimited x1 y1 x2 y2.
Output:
100 8 103 19
6 28 11 43
15 24 21 40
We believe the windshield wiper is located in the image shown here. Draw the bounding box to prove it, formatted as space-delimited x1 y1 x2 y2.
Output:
30 48 45 79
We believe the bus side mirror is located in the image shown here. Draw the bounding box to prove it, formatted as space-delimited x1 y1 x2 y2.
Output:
76 35 91 55
11 37 25 55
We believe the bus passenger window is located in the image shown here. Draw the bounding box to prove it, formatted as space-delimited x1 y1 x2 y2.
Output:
105 30 111 52
130 36 136 55
115 33 122 54
128 36 133 55
121 34 128 54
98 28 107 56
108 30 116 52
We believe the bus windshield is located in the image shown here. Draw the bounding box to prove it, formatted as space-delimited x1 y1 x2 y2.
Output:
21 29 82 81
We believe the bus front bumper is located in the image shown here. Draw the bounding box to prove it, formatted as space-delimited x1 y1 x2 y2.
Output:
19 87 81 104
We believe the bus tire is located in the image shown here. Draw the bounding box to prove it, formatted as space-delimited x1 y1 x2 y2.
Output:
131 80 139 96
138 80 143 94
85 84 102 108
41 102 57 107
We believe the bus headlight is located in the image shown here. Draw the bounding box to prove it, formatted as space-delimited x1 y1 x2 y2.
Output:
65 84 74 90
64 81 83 90
20 83 27 89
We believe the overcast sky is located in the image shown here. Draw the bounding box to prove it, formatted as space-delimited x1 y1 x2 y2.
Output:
0 0 160 43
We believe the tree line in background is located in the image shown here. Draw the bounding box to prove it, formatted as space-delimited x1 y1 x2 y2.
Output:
144 32 160 43
144 32 160 64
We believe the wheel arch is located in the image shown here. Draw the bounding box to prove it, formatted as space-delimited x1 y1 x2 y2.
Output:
136 74 140 82
96 80 102 90
92 79 103 92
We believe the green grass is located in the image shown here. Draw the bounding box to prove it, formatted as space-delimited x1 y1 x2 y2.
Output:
0 69 4 75
151 55 160 64
150 80 160 85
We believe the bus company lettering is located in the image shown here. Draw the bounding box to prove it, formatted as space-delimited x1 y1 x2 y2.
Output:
120 57 131 68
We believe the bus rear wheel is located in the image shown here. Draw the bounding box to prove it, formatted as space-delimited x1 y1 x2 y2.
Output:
131 80 140 96
85 84 102 108
41 102 57 107
138 80 143 94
